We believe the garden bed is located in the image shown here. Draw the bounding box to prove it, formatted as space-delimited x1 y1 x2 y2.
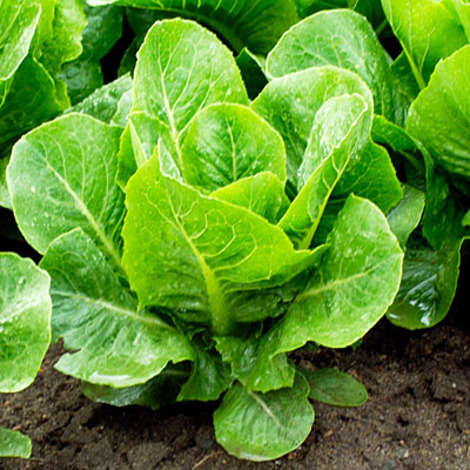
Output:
1 294 468 470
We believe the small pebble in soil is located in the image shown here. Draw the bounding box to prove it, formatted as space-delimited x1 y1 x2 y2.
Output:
382 460 397 470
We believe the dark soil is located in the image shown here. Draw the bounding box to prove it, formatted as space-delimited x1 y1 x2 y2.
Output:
1 308 469 470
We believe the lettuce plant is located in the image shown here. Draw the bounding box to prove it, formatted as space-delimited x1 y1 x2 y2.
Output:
5 17 407 461
0 254 51 458
1 0 469 462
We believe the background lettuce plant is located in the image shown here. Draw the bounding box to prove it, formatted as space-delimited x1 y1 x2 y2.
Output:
0 0 469 462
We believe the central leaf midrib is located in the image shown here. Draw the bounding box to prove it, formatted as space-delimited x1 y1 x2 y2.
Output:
39 150 123 273
53 289 176 331
247 388 298 441
298 257 394 301
166 191 231 335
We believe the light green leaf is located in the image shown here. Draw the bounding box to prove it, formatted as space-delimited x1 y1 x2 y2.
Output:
381 0 468 88
463 210 470 226
212 172 289 224
40 228 193 387
0 253 51 393
279 94 371 249
82 365 188 409
67 74 132 124
387 185 425 248
236 48 268 100
300 367 368 407
8 113 124 269
277 194 403 349
87 0 299 54
387 238 462 329
111 88 133 127
0 428 32 459
213 374 314 461
215 334 295 392
0 0 41 99
333 141 403 213
407 46 470 178
122 154 318 335
0 155 10 209
0 56 65 147
182 104 286 192
125 18 248 181
267 9 398 121
177 347 232 402
252 66 372 185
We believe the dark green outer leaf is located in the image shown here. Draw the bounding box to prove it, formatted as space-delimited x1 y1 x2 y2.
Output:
177 347 232 401
67 74 132 124
213 374 314 461
236 48 268 100
88 0 299 54
387 239 462 330
0 56 66 147
300 367 368 407
82 365 188 409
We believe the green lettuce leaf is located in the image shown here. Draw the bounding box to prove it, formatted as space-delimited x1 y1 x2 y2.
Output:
67 74 132 124
381 0 469 88
181 103 286 192
0 0 41 104
87 0 299 54
212 172 289 224
60 1 123 103
177 346 232 402
267 9 399 122
213 373 314 461
407 45 470 179
236 48 268 100
40 228 193 387
122 153 318 335
0 428 32 459
387 237 462 329
300 367 368 407
387 185 425 248
277 194 403 349
0 253 51 393
279 93 371 248
7 113 125 269
82 365 188 409
121 18 248 183
252 65 372 185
